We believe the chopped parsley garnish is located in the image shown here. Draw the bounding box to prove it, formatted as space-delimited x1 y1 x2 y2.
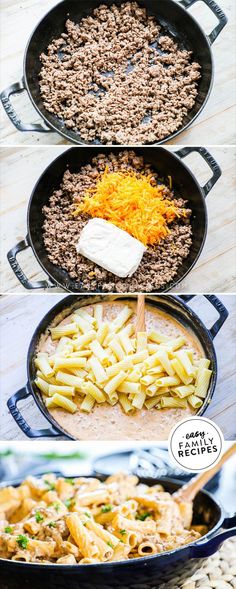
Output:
4 526 13 534
48 521 56 528
44 479 56 491
52 502 61 512
119 529 126 536
107 541 114 549
16 535 29 549
64 498 75 509
35 511 44 523
84 512 91 518
64 478 75 485
136 512 152 521
101 504 113 513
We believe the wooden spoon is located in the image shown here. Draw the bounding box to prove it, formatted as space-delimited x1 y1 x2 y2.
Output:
173 442 236 503
136 294 146 334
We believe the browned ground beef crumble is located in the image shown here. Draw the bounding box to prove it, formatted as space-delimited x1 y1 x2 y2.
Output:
39 2 201 144
43 151 192 292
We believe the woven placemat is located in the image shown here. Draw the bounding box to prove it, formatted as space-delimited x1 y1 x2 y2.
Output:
159 538 236 589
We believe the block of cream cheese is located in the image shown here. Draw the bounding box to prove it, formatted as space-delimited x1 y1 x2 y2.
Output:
76 218 146 278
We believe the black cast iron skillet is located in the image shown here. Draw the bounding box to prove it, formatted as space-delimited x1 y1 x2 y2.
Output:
7 145 221 293
0 0 227 145
7 293 228 440
0 474 235 589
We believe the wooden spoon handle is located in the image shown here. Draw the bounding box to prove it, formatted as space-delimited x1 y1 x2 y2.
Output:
136 294 146 333
174 443 236 503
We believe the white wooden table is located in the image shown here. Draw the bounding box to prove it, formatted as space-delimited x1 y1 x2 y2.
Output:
1 146 235 293
0 294 235 441
0 0 235 146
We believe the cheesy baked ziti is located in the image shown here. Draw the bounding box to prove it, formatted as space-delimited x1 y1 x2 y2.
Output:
0 474 207 564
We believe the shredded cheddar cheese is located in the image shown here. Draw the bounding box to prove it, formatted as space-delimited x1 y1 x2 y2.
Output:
73 169 179 246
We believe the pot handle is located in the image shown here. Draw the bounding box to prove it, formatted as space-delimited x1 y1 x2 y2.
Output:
175 146 222 197
7 236 55 289
7 387 61 438
1 78 51 133
179 0 227 45
191 514 236 558
178 295 228 339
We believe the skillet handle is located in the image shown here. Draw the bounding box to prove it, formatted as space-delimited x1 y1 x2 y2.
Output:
178 295 228 339
191 514 236 558
7 236 55 290
1 78 51 133
175 146 222 197
179 0 227 44
7 387 61 438
205 294 229 339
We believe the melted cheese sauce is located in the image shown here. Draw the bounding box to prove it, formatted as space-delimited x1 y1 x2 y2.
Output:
38 301 204 441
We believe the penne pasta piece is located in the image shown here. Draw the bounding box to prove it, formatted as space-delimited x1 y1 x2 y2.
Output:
54 357 87 370
74 308 96 326
146 366 164 376
55 371 83 390
126 369 142 382
93 304 103 326
73 315 92 334
48 384 75 397
147 343 159 355
89 340 110 365
148 331 171 344
146 385 169 397
118 332 134 355
174 350 195 377
128 350 148 365
35 356 54 378
47 393 77 413
160 396 187 409
73 331 96 350
144 396 162 409
164 336 186 351
56 336 74 355
34 377 49 396
80 394 95 413
106 357 133 378
132 388 146 410
171 358 193 385
117 381 141 395
49 323 78 340
155 350 175 376
88 356 108 384
119 393 134 414
108 338 125 361
156 376 180 387
109 306 133 333
171 384 195 398
85 519 120 547
81 382 106 403
195 366 212 398
104 371 127 396
140 374 156 386
96 323 109 345
188 394 203 409
66 514 98 558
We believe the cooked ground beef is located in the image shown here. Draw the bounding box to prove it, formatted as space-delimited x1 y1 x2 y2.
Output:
43 150 192 292
39 1 201 144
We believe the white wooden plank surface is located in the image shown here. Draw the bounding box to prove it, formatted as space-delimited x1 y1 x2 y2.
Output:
0 0 235 146
0 146 235 293
0 294 235 441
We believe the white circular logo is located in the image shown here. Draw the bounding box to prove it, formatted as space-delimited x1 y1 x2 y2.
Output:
168 417 224 472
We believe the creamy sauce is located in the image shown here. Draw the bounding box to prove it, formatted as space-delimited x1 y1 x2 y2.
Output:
38 301 203 441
